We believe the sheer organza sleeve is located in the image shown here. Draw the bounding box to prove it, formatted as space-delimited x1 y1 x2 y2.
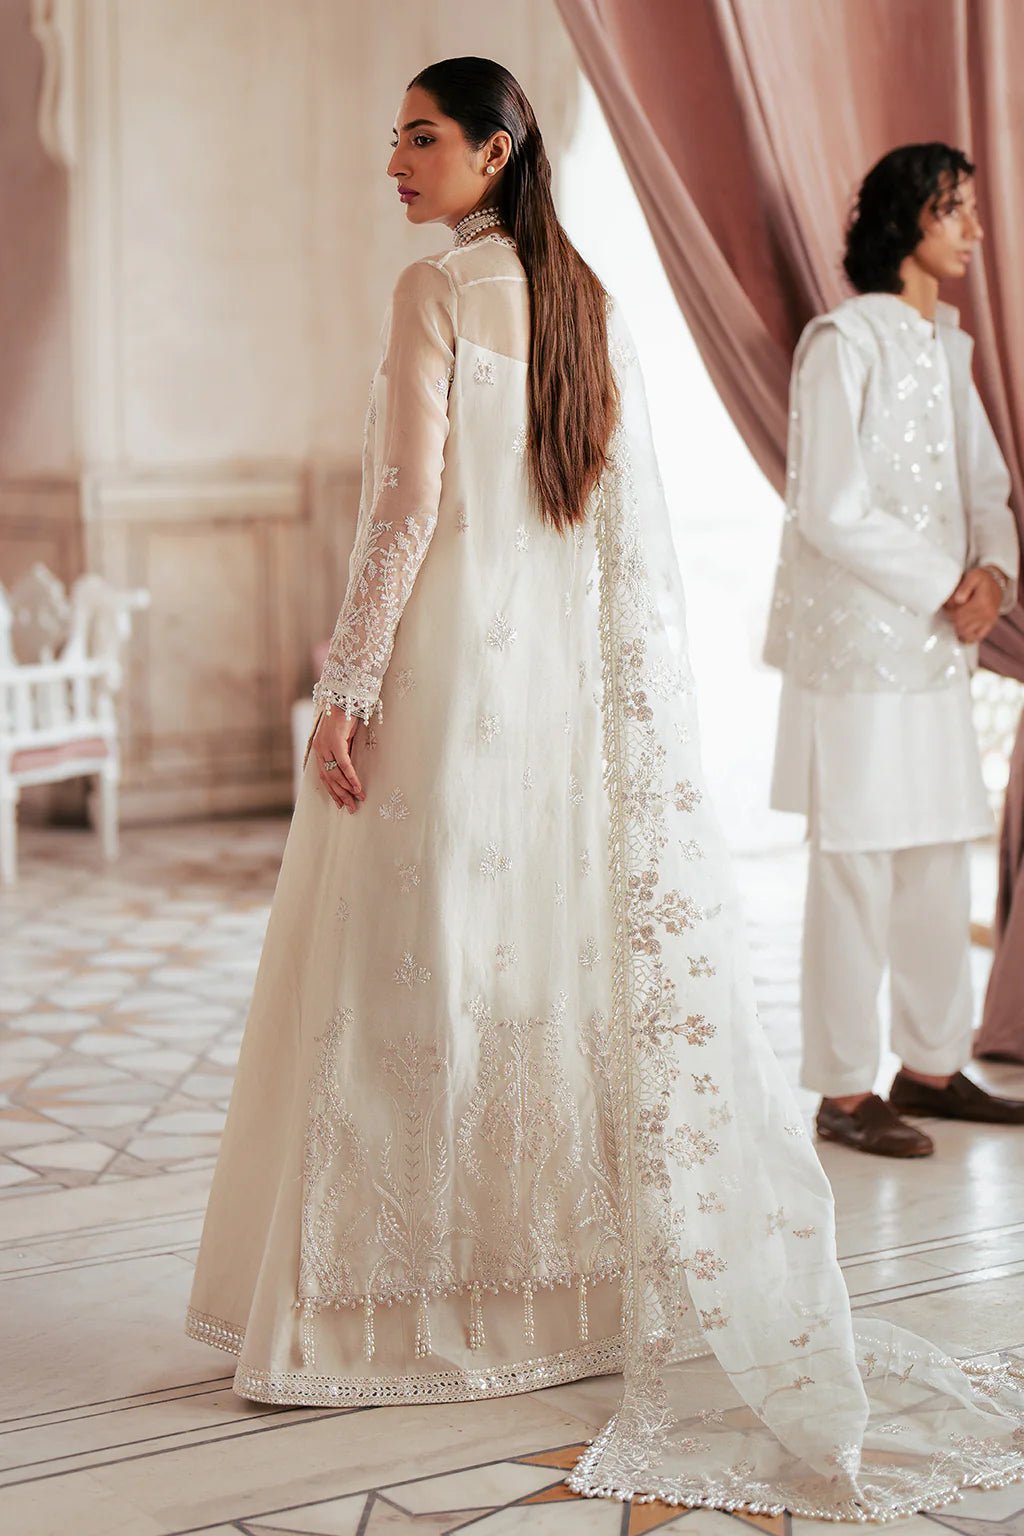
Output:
314 259 456 722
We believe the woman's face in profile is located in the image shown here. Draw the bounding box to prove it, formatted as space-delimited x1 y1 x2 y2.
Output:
386 85 505 228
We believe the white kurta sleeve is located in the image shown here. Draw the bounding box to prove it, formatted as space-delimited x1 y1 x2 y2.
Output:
795 328 964 616
314 260 456 722
965 382 1020 613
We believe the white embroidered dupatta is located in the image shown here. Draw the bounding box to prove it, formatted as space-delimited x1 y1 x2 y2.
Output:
575 314 1024 1516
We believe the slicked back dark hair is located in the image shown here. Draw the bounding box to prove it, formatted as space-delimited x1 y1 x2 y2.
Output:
843 142 976 294
410 57 617 532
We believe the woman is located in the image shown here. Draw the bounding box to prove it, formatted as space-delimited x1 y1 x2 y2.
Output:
187 57 1024 1516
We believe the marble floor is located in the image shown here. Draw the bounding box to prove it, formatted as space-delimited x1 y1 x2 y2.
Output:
2 819 1023 1536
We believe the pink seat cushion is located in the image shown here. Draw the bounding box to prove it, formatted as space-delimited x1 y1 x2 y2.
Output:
10 737 109 774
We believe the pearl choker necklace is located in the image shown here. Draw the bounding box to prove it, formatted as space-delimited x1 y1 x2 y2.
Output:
453 208 505 247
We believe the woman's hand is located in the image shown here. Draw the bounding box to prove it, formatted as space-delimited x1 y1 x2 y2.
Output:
313 710 365 813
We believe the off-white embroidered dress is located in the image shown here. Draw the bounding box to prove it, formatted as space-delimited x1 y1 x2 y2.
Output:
188 238 625 1397
188 237 1024 1515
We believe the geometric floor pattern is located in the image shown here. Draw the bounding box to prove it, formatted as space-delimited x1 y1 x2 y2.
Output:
3 817 1024 1535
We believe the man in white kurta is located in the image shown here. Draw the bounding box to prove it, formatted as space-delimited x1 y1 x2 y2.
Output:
766 283 1022 1156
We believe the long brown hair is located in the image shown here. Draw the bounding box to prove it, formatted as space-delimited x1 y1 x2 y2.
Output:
410 58 618 532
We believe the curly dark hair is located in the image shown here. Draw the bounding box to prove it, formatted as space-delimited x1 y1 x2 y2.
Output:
843 142 975 294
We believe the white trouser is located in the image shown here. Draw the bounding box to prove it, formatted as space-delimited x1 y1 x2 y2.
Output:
800 839 973 1097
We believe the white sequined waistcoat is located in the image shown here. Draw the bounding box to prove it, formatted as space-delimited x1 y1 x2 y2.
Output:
764 295 975 692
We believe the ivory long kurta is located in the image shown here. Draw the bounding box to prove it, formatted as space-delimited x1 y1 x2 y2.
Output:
769 295 1019 852
187 238 626 1403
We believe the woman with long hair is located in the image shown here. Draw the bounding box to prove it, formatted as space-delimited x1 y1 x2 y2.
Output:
187 58 1024 1516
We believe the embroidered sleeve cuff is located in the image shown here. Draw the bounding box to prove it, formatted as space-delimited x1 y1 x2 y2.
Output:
312 674 383 725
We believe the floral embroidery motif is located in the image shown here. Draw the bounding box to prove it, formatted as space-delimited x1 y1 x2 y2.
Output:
456 510 469 533
700 1307 729 1331
397 862 420 893
495 943 518 971
652 891 703 934
675 1438 710 1457
486 614 518 651
666 1126 719 1168
680 1014 715 1046
522 767 535 790
479 713 502 744
379 790 410 822
791 1333 811 1348
512 425 527 456
433 366 454 396
569 775 584 807
394 952 431 987
395 669 416 698
474 358 495 386
554 882 566 907
689 955 716 978
793 1225 817 1239
681 840 703 861
579 939 601 971
697 1191 725 1214
480 844 512 879
380 465 400 490
673 780 702 812
683 1248 727 1282
766 1207 787 1235
364 725 380 751
515 525 531 552
579 850 592 877
336 897 351 924
692 1073 718 1096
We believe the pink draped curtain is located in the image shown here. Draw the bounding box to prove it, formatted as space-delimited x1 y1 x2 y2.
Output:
555 0 1024 678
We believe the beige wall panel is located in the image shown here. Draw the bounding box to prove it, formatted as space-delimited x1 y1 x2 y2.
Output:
88 473 306 820
115 0 314 463
0 481 82 589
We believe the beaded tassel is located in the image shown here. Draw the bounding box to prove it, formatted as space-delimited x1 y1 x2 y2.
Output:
300 1298 316 1368
523 1283 535 1347
414 1291 432 1359
578 1275 590 1343
363 1295 376 1362
469 1285 486 1351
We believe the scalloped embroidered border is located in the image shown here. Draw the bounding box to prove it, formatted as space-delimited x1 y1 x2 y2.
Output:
233 1335 623 1407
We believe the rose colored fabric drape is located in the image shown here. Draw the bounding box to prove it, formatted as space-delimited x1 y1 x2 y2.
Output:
975 712 1024 1060
556 0 1024 1045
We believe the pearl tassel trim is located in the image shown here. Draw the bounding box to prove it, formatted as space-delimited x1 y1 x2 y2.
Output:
523 1283 536 1346
578 1275 590 1342
292 1267 618 1365
414 1291 432 1359
300 1298 317 1368
469 1285 486 1351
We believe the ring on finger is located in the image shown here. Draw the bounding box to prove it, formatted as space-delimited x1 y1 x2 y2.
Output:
323 758 339 771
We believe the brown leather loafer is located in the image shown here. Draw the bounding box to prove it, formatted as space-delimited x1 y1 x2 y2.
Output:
816 1094 934 1157
889 1070 1024 1125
